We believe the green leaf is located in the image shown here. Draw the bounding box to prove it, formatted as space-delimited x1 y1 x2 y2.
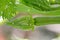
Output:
0 0 16 19
7 15 34 30
49 0 60 4
22 0 51 11
21 0 60 11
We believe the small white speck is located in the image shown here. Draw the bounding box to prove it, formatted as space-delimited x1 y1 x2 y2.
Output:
15 0 20 4
0 16 3 22
47 0 49 2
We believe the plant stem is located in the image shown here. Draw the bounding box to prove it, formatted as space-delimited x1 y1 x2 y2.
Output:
34 16 60 26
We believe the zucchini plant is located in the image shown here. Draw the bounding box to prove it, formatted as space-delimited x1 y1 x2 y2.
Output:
0 0 60 40
0 0 60 30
